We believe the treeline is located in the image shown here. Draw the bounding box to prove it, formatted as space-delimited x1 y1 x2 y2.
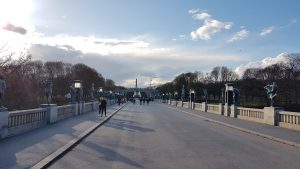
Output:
157 56 300 111
2 60 122 110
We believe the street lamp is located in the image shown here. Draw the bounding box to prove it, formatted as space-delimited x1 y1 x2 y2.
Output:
74 80 82 102
190 89 195 109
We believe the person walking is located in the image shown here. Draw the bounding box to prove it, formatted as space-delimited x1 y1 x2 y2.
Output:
101 98 107 116
98 97 102 116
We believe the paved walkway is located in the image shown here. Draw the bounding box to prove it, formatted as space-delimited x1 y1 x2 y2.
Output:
0 104 122 169
167 104 300 144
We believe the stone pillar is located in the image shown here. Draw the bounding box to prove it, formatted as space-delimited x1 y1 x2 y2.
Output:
73 103 79 116
0 108 9 139
219 103 224 115
230 105 237 118
264 107 283 126
202 102 207 112
40 104 58 124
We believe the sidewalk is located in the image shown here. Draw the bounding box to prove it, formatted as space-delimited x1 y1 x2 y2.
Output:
165 104 300 145
0 104 121 169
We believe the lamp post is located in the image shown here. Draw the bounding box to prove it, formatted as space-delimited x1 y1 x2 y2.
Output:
74 80 82 115
190 89 195 109
74 80 82 102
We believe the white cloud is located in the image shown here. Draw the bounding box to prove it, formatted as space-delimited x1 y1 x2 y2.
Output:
189 10 233 40
260 26 274 36
234 53 300 77
228 29 249 42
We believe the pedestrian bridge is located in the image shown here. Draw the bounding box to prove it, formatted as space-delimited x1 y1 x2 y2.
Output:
1 100 300 169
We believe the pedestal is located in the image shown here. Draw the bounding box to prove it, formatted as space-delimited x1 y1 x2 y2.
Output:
264 107 283 126
40 104 58 124
0 107 8 139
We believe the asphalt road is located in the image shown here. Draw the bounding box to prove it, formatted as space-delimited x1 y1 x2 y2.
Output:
49 102 300 169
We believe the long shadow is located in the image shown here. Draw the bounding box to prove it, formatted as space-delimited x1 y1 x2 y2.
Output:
105 118 155 133
83 141 144 169
0 107 117 169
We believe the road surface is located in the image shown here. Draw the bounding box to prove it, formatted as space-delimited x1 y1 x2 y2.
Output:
49 102 300 169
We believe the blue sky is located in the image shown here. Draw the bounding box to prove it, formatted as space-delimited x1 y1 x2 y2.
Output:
0 0 300 87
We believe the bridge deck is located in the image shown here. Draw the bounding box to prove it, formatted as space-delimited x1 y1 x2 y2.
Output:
1 102 300 169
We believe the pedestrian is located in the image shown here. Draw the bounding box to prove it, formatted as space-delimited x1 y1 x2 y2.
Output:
147 98 150 105
101 98 107 116
143 97 145 105
118 96 121 106
98 97 102 116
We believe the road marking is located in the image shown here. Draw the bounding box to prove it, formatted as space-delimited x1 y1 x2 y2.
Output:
167 106 300 148
31 103 128 169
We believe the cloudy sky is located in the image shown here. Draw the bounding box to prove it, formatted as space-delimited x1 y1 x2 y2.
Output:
0 0 300 87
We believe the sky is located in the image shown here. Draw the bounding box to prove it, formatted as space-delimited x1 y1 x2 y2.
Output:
0 0 300 87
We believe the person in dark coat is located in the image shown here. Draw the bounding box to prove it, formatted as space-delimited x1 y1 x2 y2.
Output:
101 98 107 116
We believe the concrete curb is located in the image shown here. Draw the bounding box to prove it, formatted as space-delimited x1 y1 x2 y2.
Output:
31 103 128 169
167 106 300 148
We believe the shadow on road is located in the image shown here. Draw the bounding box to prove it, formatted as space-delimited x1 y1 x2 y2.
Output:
104 118 155 133
84 141 145 169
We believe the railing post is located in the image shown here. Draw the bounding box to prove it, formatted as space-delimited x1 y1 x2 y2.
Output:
224 104 230 116
219 103 224 115
230 105 237 118
201 102 207 112
0 108 8 139
263 107 283 126
40 104 58 124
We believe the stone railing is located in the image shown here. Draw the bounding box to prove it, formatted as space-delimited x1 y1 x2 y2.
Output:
236 107 264 123
84 102 93 113
170 100 177 106
7 108 48 137
194 103 202 111
0 100 117 139
177 101 183 107
57 105 75 121
278 111 300 131
182 102 189 108
207 104 219 114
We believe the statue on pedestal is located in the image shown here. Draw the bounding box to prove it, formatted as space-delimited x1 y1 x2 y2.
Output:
70 84 76 103
43 78 53 105
0 75 6 108
90 83 95 100
203 89 208 103
264 82 278 107
233 88 240 106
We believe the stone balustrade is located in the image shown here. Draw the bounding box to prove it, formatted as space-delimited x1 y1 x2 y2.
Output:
207 104 219 114
182 102 189 108
279 111 300 131
236 107 265 123
167 99 300 132
7 108 48 137
0 100 117 139
57 105 76 121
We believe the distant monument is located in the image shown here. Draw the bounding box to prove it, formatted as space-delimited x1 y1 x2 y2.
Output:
133 78 141 98
264 82 278 107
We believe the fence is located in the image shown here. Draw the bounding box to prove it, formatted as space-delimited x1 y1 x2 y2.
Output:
194 103 202 111
182 102 189 108
278 111 300 131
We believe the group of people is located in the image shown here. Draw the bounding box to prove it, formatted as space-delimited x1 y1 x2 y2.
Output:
98 97 107 117
139 97 150 105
